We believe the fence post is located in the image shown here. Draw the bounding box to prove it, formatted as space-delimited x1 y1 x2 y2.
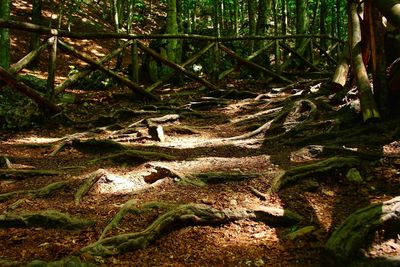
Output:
212 41 220 89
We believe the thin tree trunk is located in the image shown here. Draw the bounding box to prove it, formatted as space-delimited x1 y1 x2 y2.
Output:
0 0 10 69
248 0 257 53
320 0 327 51
349 2 380 121
28 0 42 69
234 0 239 36
296 0 308 51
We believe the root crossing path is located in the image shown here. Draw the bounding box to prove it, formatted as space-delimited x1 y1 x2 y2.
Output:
1 80 399 266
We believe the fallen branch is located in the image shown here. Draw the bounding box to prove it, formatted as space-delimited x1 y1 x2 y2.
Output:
81 203 302 256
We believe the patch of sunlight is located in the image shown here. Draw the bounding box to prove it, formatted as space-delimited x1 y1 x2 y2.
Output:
383 140 400 156
305 192 335 232
94 172 147 194
90 49 105 57
143 134 262 150
159 155 273 176
6 136 61 145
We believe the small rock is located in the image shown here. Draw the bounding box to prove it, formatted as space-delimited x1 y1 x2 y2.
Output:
148 125 165 142
346 168 363 184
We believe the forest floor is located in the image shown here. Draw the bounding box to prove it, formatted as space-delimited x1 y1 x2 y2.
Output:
1 77 400 266
1 1 400 266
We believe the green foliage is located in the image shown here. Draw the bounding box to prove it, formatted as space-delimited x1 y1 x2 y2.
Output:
68 66 118 90
0 86 42 129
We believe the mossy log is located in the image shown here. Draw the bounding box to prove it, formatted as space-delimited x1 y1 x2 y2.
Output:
0 181 67 202
81 203 302 256
0 210 94 230
324 196 400 267
75 169 108 205
0 169 62 179
271 156 361 191
89 150 176 165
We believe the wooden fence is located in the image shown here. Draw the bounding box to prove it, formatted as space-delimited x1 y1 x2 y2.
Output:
0 19 343 114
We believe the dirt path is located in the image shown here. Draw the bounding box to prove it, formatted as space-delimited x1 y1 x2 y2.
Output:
1 81 399 266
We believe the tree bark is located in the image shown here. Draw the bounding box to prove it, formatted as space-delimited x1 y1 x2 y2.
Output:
0 0 10 69
349 2 380 121
28 0 42 69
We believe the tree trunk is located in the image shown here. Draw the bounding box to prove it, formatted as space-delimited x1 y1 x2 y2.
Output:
320 0 327 51
166 0 179 68
28 0 42 69
295 0 308 52
0 0 10 69
247 0 257 53
349 2 380 121
234 0 239 36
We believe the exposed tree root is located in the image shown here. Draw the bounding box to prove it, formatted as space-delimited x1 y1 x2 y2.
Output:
0 181 67 202
271 156 361 192
99 199 137 240
225 102 292 140
75 169 109 205
192 171 259 184
264 99 317 141
324 196 400 266
249 186 267 200
291 145 382 162
81 203 302 256
88 150 176 165
0 210 94 229
0 169 62 179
